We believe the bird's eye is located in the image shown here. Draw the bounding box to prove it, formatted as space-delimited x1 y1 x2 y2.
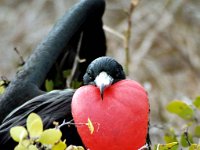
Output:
87 71 93 79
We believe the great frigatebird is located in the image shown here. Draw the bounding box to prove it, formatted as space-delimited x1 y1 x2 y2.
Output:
0 56 151 150
0 0 151 149
0 0 106 149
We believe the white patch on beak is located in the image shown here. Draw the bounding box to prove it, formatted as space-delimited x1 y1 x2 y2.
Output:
94 71 114 99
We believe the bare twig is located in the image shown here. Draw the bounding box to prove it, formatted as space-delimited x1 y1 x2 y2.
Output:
103 25 125 40
13 47 25 66
150 124 166 130
138 143 149 150
66 32 86 88
124 0 139 75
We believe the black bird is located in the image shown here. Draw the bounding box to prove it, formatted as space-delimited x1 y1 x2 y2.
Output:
0 57 124 148
0 57 151 149
0 0 106 123
0 0 106 149
0 0 151 149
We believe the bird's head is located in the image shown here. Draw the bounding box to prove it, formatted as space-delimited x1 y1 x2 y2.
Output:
83 56 125 99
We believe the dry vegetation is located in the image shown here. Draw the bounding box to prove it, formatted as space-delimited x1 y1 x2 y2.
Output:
0 0 200 146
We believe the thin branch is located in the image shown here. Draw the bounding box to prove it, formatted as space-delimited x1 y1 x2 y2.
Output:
103 25 125 40
138 143 149 150
13 47 25 66
66 32 86 88
124 0 139 75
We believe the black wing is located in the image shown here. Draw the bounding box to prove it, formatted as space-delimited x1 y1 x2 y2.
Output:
0 0 106 122
0 0 106 148
0 89 83 149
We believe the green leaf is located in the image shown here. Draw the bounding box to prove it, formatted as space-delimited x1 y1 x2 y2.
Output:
189 144 200 150
0 80 5 94
10 126 28 142
14 143 27 150
39 129 62 145
180 133 193 147
62 70 71 78
52 140 67 150
164 128 178 143
194 126 200 137
71 80 82 89
45 79 54 92
154 142 178 150
76 146 85 150
67 146 85 150
0 85 5 95
193 96 200 110
166 100 194 120
164 135 178 144
21 139 30 147
28 145 38 150
26 113 43 138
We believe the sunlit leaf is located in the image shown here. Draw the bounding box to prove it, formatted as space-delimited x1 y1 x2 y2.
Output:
76 146 85 150
87 118 94 134
0 86 5 95
52 140 67 150
165 142 179 149
27 113 43 138
0 81 5 94
193 96 200 110
39 129 62 145
67 145 85 150
14 143 27 150
154 142 178 150
45 79 54 92
164 128 178 143
10 126 28 142
180 133 193 147
164 135 178 144
28 144 38 150
189 144 200 150
21 139 30 147
166 100 194 120
194 126 200 137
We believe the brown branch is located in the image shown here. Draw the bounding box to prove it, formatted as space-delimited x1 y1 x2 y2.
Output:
124 0 139 75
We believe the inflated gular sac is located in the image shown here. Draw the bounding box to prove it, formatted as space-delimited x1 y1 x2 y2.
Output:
72 79 149 150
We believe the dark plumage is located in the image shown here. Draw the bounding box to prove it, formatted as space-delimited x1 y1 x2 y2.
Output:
0 56 124 148
0 0 106 123
0 57 125 147
0 57 151 149
83 56 125 85
0 89 83 149
0 0 106 149
0 0 151 149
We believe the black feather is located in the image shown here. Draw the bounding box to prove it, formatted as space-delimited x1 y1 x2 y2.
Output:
0 89 83 149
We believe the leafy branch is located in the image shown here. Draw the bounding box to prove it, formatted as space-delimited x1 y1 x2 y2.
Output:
9 113 92 150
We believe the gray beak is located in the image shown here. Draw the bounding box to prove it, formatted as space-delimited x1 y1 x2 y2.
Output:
94 71 113 100
99 84 105 99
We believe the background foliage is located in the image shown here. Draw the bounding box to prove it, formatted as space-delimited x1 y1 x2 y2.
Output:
0 0 200 148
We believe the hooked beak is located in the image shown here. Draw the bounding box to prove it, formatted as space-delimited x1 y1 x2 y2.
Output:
94 71 113 100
